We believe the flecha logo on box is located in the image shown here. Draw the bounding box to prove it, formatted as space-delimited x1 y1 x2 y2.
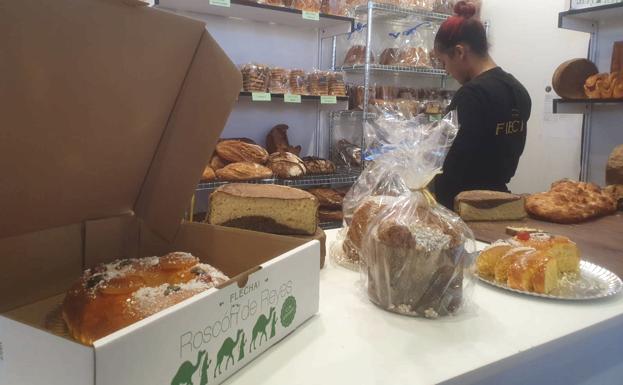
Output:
170 281 297 384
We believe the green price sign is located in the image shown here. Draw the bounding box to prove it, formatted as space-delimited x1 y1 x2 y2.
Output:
209 0 230 7
252 92 271 102
320 95 337 104
302 11 320 21
284 94 302 103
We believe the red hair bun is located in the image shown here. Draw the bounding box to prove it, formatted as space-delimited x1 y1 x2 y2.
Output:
454 1 476 18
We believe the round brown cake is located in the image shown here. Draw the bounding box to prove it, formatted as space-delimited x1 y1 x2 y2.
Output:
62 252 228 345
363 199 470 318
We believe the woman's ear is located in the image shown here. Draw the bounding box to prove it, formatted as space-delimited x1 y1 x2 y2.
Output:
454 44 467 60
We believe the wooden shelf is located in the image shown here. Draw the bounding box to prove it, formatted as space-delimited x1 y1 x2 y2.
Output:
559 2 623 32
156 0 354 29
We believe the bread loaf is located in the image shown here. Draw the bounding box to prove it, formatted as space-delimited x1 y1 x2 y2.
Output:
454 190 527 221
215 162 273 181
266 152 307 179
605 184 623 210
210 154 228 170
201 166 216 182
216 140 269 164
302 156 336 175
318 209 343 222
607 144 623 185
552 59 598 99
308 188 343 209
266 124 302 156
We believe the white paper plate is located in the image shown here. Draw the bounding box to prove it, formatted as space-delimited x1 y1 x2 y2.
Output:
478 260 623 300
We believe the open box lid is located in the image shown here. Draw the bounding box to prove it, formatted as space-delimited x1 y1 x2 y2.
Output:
0 0 241 241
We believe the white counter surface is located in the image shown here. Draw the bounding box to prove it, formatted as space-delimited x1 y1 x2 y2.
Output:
227 229 623 385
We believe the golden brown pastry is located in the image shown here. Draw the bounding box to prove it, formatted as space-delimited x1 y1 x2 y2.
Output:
216 140 269 164
266 152 307 179
525 179 617 224
302 156 336 175
63 253 228 345
584 73 610 99
508 250 558 294
494 247 536 284
215 162 273 181
476 241 513 279
266 124 302 156
201 166 216 182
510 232 580 273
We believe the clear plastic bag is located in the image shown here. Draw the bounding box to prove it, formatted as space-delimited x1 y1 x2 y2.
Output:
328 72 347 96
342 23 374 67
288 69 308 95
379 32 402 66
268 67 290 94
241 63 270 92
398 24 432 68
308 70 330 96
432 0 455 13
340 111 476 318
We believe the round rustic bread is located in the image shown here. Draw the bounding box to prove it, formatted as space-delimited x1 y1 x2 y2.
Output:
552 59 598 99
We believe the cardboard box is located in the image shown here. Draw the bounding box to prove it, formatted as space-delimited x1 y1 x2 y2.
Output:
0 1 321 384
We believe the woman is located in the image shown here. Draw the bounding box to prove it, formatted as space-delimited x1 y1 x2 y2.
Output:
433 1 531 209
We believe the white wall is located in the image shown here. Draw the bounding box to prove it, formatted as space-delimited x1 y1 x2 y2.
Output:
481 0 590 193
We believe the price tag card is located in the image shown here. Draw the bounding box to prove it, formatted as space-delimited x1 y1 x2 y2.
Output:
320 95 337 104
252 92 271 102
284 94 302 103
209 0 230 7
302 11 320 21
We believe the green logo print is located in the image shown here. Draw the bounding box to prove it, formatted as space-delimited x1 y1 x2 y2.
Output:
280 296 296 328
200 352 212 385
250 307 276 352
214 329 244 378
171 350 206 385
238 330 247 361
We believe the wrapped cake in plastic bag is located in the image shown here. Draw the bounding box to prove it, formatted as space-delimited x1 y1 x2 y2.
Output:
398 24 432 68
341 111 476 318
342 23 374 67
